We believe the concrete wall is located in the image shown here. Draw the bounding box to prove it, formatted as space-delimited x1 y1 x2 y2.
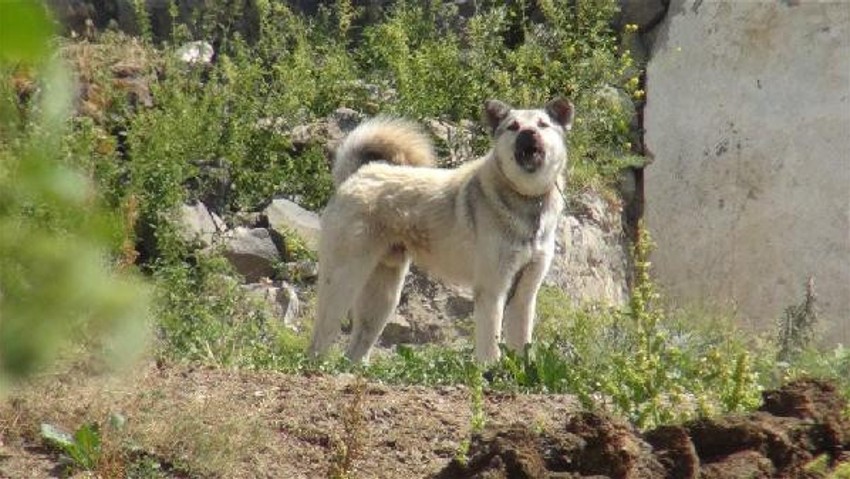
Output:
644 0 850 343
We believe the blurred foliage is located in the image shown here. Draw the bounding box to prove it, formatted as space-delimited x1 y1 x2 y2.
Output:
0 2 151 391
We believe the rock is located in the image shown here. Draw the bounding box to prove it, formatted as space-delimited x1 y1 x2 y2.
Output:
232 211 264 229
386 267 475 346
176 41 213 65
282 260 319 283
330 107 363 133
264 198 321 253
242 280 300 327
644 0 850 345
221 227 282 282
380 315 413 346
547 192 631 306
176 202 225 248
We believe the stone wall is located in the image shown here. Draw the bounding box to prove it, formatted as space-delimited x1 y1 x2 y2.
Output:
644 0 850 343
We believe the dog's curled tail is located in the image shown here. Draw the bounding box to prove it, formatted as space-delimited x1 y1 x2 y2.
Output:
332 116 436 187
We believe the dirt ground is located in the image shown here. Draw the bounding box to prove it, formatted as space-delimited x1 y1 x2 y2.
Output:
1 364 848 479
0 362 580 478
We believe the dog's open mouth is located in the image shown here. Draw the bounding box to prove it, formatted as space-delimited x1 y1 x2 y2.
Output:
515 130 544 173
515 149 544 172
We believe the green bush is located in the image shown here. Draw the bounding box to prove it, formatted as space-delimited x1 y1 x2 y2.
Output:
152 253 311 369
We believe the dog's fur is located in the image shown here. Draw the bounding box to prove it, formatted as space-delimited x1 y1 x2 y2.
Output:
308 98 574 363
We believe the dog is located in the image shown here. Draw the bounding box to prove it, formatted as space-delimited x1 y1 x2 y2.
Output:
308 97 574 363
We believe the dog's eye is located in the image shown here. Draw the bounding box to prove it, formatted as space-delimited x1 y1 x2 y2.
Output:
507 121 520 131
537 119 550 128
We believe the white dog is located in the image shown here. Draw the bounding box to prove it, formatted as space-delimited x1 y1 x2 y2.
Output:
308 98 573 363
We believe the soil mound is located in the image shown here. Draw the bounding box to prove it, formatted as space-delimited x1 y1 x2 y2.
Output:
436 378 850 479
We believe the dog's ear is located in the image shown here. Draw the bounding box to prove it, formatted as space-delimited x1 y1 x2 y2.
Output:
545 97 574 131
483 99 511 134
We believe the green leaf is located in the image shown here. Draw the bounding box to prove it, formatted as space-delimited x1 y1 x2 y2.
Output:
40 422 73 450
40 422 101 471
0 2 54 63
70 423 101 470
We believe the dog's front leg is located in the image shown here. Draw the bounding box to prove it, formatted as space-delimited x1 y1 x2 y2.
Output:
473 287 508 363
503 251 553 353
472 253 515 363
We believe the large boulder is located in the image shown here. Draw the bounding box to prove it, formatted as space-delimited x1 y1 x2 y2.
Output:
382 267 475 347
221 227 282 282
264 198 322 253
424 118 478 168
176 201 225 248
644 0 850 344
287 107 365 158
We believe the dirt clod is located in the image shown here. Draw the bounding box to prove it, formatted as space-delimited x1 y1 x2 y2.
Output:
435 378 850 478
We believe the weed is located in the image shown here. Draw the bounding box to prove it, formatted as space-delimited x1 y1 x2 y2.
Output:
328 377 367 479
152 253 295 368
468 365 486 433
363 345 475 386
777 277 818 363
454 363 487 466
0 8 151 388
41 422 102 472
771 278 850 400
834 461 850 479
804 455 850 479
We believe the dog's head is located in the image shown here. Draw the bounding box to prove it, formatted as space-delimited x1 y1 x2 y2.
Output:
484 97 573 197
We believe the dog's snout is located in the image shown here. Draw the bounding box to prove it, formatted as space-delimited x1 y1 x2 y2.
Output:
516 129 541 153
514 129 544 173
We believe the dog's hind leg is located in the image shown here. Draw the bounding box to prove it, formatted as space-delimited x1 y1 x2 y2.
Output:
346 256 410 363
308 250 382 359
